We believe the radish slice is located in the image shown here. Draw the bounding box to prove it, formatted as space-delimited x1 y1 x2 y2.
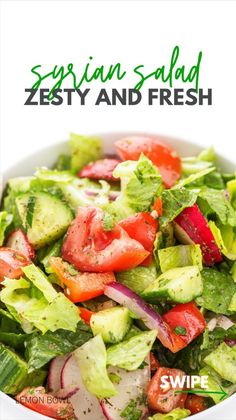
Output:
48 354 70 393
61 354 106 420
174 204 222 266
55 386 80 400
100 358 150 420
104 282 175 352
6 229 35 259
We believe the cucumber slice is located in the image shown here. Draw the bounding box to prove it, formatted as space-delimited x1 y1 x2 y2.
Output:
0 343 46 394
141 266 202 303
90 307 132 344
16 192 73 248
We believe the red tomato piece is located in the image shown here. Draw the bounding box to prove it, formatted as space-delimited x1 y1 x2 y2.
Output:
50 257 115 302
185 395 209 415
115 136 181 188
153 197 163 216
119 212 158 266
62 207 149 272
147 367 187 413
78 307 94 325
79 158 121 181
16 387 75 419
0 247 30 282
163 302 206 347
6 229 35 259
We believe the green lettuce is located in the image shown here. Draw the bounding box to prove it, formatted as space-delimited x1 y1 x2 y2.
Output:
22 264 57 302
199 366 229 404
25 322 92 371
175 166 215 189
204 342 236 383
37 239 63 273
160 188 197 226
0 276 80 334
116 264 157 294
198 187 236 226
0 211 13 245
69 133 103 172
196 268 236 315
209 221 236 260
73 334 117 398
158 244 202 272
109 154 163 220
106 330 157 371
227 178 236 209
149 408 191 420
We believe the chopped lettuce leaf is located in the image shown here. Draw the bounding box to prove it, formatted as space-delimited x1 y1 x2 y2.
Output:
35 168 74 183
110 154 163 220
204 171 225 190
198 188 236 226
106 330 157 371
0 211 13 245
116 264 157 294
55 154 71 171
25 322 92 371
198 146 215 162
0 277 80 334
199 366 229 404
175 167 215 189
38 239 62 273
22 264 57 302
204 342 236 384
149 408 191 420
209 221 236 260
227 178 236 209
196 268 236 315
160 188 197 226
35 293 80 332
158 244 202 272
73 335 117 398
229 293 236 312
69 133 103 172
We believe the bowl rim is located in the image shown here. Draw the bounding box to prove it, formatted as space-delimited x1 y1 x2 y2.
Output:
1 131 236 420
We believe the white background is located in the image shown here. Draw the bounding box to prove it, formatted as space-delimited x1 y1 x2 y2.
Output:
1 0 236 172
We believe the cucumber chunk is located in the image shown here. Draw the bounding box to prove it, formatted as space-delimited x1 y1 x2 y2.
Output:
141 266 202 303
90 306 132 344
16 192 73 248
0 343 46 394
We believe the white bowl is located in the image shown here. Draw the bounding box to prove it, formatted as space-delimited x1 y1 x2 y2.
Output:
1 132 236 420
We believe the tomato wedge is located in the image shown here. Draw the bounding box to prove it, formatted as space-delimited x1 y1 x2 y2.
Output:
50 257 115 302
0 247 30 282
16 387 75 419
115 136 181 188
119 212 158 266
79 158 121 181
147 367 187 413
62 207 149 272
78 307 94 325
6 229 35 259
163 302 206 348
185 395 209 415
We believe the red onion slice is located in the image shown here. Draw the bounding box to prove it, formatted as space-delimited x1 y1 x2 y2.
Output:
104 282 174 351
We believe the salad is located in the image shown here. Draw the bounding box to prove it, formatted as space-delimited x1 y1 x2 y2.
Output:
0 133 236 420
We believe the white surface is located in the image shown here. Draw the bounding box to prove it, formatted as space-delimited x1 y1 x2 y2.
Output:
1 0 236 171
1 133 236 420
